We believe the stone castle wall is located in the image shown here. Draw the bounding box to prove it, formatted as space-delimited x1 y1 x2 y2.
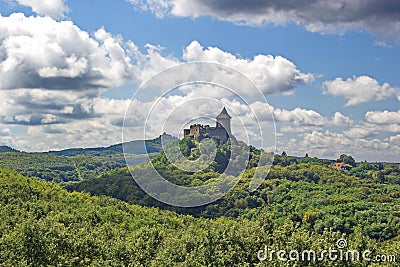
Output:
183 108 232 143
184 124 229 143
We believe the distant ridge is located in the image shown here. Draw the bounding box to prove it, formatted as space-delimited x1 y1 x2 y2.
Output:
0 146 18 153
46 133 177 157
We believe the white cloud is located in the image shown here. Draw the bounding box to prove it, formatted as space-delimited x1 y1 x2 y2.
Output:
332 112 353 126
279 125 318 132
279 129 398 162
387 134 400 145
0 127 13 147
1 85 397 161
385 124 400 133
10 0 69 19
269 110 400 161
344 120 400 138
129 0 400 37
22 118 123 151
0 13 142 127
304 130 351 149
344 125 380 138
249 101 353 127
0 128 11 136
4 12 393 160
373 41 392 48
365 110 400 124
132 44 180 82
0 14 135 92
322 76 399 106
0 88 90 125
183 41 314 96
0 14 314 138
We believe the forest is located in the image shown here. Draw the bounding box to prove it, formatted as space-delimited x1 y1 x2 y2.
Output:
0 137 399 266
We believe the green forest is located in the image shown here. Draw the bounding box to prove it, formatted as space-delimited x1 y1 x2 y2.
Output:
0 137 399 266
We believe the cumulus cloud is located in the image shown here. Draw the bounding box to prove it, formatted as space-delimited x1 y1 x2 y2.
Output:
131 44 180 82
271 107 325 126
0 128 11 136
0 14 135 92
9 0 69 19
249 101 353 127
332 112 353 126
387 134 400 145
0 14 313 133
322 76 399 106
119 94 344 151
0 127 12 147
373 41 392 48
183 41 314 96
0 87 132 126
2 13 360 155
245 105 400 161
304 130 352 150
0 97 133 151
344 125 380 138
344 120 400 139
1 83 395 160
365 110 400 125
281 129 399 162
129 0 400 37
21 118 125 151
0 13 141 127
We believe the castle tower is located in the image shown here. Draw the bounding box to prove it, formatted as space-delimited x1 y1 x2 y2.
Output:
216 107 232 135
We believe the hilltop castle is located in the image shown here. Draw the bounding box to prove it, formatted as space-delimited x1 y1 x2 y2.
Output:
183 108 233 143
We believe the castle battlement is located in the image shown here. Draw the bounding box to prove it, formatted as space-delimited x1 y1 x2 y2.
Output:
183 108 232 143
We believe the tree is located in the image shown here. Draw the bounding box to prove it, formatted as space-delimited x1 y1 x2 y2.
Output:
337 154 356 167
179 138 196 157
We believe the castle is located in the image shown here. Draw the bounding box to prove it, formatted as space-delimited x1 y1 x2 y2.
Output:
183 107 232 143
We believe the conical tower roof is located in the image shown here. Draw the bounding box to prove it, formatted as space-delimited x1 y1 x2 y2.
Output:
216 107 231 119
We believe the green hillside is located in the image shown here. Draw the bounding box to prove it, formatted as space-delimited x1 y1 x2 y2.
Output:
67 139 400 243
0 152 124 183
1 138 399 265
1 168 399 266
46 133 177 157
0 134 178 183
0 146 18 153
68 162 400 240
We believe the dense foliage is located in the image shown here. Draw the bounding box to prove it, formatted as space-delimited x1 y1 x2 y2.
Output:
2 138 400 265
1 168 399 266
0 152 124 183
0 134 178 183
0 146 18 153
68 163 400 240
68 139 400 242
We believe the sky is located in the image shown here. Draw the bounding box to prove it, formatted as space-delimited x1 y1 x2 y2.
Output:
0 0 399 162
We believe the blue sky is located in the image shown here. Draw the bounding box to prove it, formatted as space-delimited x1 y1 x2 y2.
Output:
0 0 399 162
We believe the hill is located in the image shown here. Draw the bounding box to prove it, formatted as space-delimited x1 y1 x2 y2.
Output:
0 134 178 183
67 138 400 242
0 146 18 153
46 133 177 157
0 151 124 183
1 167 399 266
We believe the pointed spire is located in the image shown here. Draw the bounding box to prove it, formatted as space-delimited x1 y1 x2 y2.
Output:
216 107 232 119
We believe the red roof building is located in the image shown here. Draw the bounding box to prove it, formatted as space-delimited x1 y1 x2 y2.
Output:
332 162 349 171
